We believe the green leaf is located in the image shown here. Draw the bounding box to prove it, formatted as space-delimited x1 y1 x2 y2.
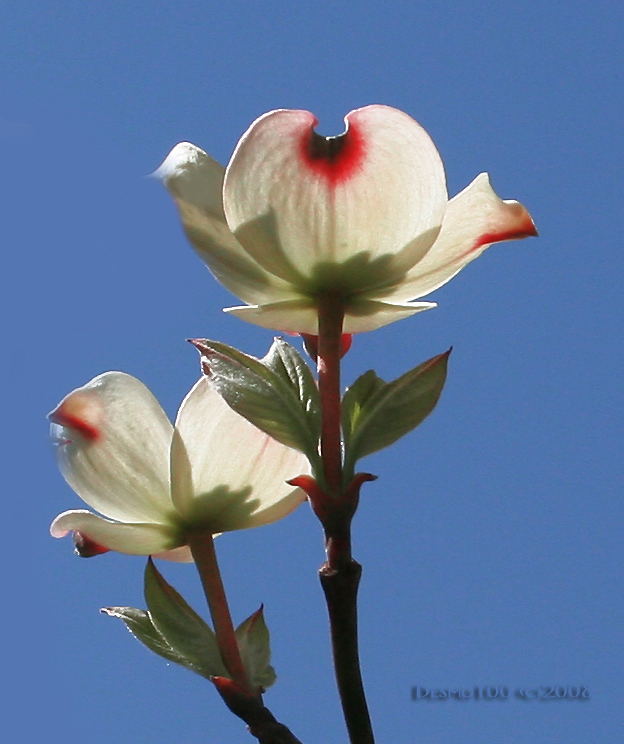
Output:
193 339 320 465
103 562 228 680
102 606 191 667
341 370 387 448
143 558 228 679
262 338 321 430
344 350 451 474
204 353 314 455
195 338 279 387
235 607 277 691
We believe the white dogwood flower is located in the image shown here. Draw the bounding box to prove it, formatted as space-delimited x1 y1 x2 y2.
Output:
158 104 536 334
50 372 307 560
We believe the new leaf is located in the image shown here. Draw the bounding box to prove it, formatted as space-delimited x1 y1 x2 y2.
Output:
343 350 450 476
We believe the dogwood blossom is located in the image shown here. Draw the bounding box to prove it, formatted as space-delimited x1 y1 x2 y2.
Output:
50 372 307 560
158 104 536 334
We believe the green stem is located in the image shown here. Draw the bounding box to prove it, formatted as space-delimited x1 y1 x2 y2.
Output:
188 529 252 695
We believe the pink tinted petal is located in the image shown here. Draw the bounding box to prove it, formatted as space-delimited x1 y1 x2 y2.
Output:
51 510 181 555
173 378 308 531
224 105 447 280
389 173 537 301
157 143 294 305
49 372 174 523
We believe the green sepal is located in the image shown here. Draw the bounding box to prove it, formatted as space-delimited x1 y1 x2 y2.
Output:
193 338 321 467
235 606 276 691
103 559 227 681
343 350 451 476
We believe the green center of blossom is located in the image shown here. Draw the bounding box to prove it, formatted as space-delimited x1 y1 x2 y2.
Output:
298 252 407 300
182 484 255 534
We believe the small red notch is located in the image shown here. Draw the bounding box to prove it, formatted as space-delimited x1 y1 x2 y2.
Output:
299 122 366 185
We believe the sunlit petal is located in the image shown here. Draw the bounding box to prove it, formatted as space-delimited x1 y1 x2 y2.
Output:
50 510 180 555
174 378 307 531
343 299 437 333
233 488 307 530
224 105 447 280
225 298 319 334
169 426 194 516
226 297 436 334
157 142 293 305
49 372 174 523
387 173 538 301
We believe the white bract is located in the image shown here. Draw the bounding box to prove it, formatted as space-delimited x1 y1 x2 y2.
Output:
158 104 537 334
50 373 307 561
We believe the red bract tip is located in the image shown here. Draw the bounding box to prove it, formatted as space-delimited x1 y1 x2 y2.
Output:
49 398 101 442
299 121 366 186
73 531 110 558
476 210 538 250
52 412 100 442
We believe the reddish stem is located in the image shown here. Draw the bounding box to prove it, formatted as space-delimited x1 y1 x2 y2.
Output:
317 295 345 495
190 533 304 742
188 530 252 695
315 296 375 744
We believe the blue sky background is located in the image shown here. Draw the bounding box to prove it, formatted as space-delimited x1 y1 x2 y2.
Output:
3 1 622 742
